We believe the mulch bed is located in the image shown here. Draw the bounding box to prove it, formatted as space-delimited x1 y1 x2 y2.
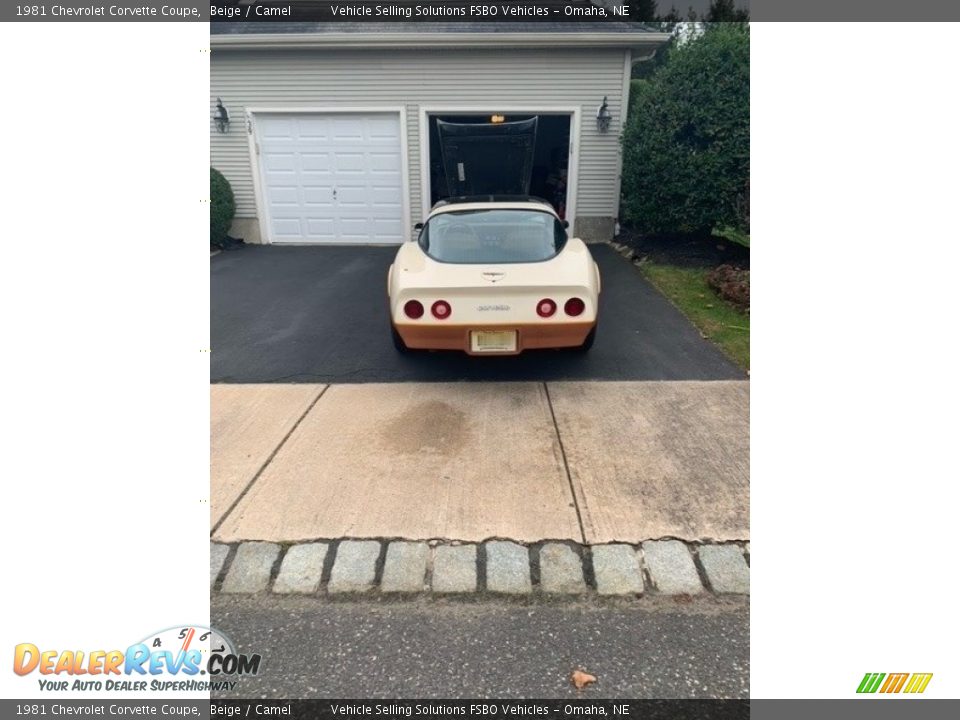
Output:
615 225 750 314
211 236 247 252
706 264 750 313
618 226 750 270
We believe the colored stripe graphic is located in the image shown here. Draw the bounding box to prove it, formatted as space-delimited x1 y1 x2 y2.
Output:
858 672 933 694
904 673 933 694
856 673 885 693
880 673 908 693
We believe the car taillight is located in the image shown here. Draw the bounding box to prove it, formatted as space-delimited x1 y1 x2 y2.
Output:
536 299 557 318
431 300 451 319
403 300 424 319
564 298 585 317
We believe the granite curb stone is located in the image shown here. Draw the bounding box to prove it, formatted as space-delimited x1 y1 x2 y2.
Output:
328 540 381 593
432 544 478 593
273 542 328 594
210 543 229 588
592 544 644 596
221 542 280 594
539 543 586 594
212 539 748 597
381 541 429 593
641 540 703 595
486 541 532 594
698 544 750 594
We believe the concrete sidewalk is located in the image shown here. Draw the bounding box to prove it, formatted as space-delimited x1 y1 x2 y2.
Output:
211 381 749 544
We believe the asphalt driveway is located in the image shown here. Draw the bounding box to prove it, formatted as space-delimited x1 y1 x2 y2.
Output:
211 244 744 383
212 597 749 698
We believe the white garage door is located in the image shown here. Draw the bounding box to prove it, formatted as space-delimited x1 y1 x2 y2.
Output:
256 112 405 244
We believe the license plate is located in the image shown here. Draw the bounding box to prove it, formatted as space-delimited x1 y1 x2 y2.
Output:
471 330 517 353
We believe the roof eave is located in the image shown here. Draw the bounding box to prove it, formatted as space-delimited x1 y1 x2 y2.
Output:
210 31 673 51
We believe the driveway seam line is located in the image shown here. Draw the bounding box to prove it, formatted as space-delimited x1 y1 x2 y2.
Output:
211 384 330 538
543 382 587 545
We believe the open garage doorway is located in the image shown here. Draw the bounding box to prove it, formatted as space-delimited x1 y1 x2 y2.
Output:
423 111 574 221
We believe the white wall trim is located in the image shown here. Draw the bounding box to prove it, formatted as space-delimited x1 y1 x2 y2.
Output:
244 111 270 245
417 105 581 234
245 105 411 245
569 107 582 233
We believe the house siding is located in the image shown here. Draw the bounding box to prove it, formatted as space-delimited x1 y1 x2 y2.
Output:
211 46 628 242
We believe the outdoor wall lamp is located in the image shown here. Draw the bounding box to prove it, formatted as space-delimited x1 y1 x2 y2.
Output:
596 96 612 133
214 98 230 133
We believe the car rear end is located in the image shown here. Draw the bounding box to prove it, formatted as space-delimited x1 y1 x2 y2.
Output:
390 238 599 355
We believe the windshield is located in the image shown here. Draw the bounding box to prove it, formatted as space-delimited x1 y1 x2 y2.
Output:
419 209 567 264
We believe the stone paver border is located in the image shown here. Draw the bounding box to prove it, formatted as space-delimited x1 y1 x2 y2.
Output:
211 538 749 598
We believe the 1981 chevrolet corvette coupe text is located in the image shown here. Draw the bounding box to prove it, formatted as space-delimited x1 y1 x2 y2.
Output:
388 196 601 355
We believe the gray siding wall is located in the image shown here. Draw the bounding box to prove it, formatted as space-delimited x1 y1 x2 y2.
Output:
211 46 627 240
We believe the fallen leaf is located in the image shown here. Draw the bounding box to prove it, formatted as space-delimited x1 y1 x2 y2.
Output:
570 669 597 690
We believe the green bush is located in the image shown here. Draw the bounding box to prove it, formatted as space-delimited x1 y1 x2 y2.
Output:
628 78 650 116
210 167 235 247
621 24 749 235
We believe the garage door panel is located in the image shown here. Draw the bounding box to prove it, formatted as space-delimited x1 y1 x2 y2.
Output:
334 217 403 243
368 152 401 172
303 219 339 239
267 186 300 205
300 152 335 172
263 152 296 172
367 116 402 140
372 218 404 239
336 185 370 207
263 176 297 193
271 218 304 239
332 153 367 173
330 119 364 141
259 117 296 138
300 176 335 191
296 118 331 139
371 186 403 205
302 188 335 206
257 112 404 245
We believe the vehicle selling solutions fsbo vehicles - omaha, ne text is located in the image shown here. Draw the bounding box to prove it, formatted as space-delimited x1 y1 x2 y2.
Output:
388 196 601 355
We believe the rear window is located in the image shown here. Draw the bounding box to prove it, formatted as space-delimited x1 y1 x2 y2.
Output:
419 209 567 264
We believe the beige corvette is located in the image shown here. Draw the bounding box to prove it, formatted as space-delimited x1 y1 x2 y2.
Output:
388 196 600 355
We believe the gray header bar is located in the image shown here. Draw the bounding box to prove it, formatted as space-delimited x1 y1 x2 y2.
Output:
4 1 209 21
754 699 960 719
2 1 960 22
0 701 211 719
1 699 958 717
753 0 959 20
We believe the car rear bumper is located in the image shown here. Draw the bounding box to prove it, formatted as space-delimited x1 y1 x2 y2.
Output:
394 322 595 355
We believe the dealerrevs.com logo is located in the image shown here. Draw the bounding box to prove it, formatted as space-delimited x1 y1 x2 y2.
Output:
857 672 933 694
13 625 261 692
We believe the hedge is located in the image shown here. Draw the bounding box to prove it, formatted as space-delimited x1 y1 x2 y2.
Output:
210 167 235 247
621 24 749 236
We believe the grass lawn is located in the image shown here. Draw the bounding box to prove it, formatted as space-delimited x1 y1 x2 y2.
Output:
638 262 750 371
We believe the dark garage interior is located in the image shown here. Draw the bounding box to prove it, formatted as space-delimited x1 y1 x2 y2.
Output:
427 114 571 218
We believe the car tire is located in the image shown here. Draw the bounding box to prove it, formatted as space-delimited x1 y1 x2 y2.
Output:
574 325 597 352
391 325 410 353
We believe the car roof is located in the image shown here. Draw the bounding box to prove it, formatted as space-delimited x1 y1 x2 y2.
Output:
429 196 558 216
